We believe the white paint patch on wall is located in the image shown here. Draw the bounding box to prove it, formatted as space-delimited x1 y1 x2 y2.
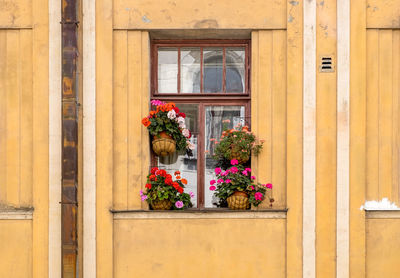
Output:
360 198 400 210
83 0 97 277
48 0 62 276
303 0 316 277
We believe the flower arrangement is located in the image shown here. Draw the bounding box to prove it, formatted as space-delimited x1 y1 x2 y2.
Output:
213 120 263 165
140 167 193 210
209 159 273 208
142 100 194 155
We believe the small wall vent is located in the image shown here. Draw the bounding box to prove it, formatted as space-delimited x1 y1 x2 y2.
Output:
319 56 334 73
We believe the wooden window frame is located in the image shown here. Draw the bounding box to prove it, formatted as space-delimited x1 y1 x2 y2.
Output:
151 39 251 97
150 40 251 209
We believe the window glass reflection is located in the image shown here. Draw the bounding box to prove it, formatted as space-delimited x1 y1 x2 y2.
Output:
204 105 245 207
203 48 223 93
181 48 201 93
158 48 178 93
226 48 245 93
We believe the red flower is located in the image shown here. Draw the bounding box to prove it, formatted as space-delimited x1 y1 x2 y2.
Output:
178 112 186 118
173 107 180 113
177 186 184 194
150 167 158 175
149 174 156 181
174 170 180 176
145 183 152 189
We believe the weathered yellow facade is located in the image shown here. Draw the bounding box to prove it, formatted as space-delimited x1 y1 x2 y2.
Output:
0 0 400 277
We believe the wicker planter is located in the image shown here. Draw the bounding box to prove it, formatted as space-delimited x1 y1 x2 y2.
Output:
230 147 249 164
151 199 172 210
152 132 176 157
227 191 249 210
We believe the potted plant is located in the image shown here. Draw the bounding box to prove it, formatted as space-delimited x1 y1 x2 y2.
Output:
213 120 263 166
209 159 273 210
140 167 194 210
142 100 194 157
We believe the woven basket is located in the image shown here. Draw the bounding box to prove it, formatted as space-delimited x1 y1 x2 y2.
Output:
227 191 249 210
151 199 172 210
152 132 176 156
230 148 249 164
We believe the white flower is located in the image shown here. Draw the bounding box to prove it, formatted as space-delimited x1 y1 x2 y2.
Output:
187 141 195 150
182 128 190 138
167 109 176 119
177 116 185 124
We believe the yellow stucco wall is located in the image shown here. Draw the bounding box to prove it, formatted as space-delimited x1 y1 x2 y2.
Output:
114 218 286 278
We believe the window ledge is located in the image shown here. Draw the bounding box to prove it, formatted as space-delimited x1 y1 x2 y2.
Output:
111 208 287 219
0 207 34 220
365 210 400 219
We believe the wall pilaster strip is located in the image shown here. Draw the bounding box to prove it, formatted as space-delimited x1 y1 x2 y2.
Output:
83 0 96 277
303 0 316 277
350 0 367 277
48 0 61 276
336 0 350 276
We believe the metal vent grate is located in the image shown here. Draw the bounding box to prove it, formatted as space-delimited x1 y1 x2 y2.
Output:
319 56 334 72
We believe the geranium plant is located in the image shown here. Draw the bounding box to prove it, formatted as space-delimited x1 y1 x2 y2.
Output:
213 120 263 165
142 100 194 154
140 167 193 210
209 159 273 208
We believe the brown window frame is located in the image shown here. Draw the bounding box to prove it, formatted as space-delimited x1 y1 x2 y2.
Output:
151 39 251 96
150 40 251 209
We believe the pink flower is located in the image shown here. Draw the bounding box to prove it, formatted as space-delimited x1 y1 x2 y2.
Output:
150 99 165 106
230 159 239 165
225 179 232 183
217 179 224 183
175 201 183 208
251 176 256 180
242 170 248 175
215 167 222 175
221 171 229 176
210 180 216 185
230 167 238 174
266 183 273 189
245 168 251 172
209 185 216 191
250 186 254 190
141 195 147 201
255 192 264 201
222 119 231 123
189 192 195 198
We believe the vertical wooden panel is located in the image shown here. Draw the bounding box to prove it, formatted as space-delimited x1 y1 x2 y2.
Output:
257 31 273 209
0 30 7 205
127 31 144 210
96 0 114 275
6 30 21 207
113 30 128 210
378 30 393 200
251 31 259 182
366 29 379 201
286 0 303 275
392 30 400 205
271 30 287 208
19 29 33 207
350 0 367 276
140 31 150 210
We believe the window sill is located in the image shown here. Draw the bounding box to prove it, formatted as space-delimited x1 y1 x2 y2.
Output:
365 210 400 219
111 208 287 219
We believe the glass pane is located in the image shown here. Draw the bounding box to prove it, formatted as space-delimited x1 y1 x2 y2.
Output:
203 48 223 93
226 47 245 93
158 48 178 93
204 105 245 208
158 104 199 207
181 48 201 93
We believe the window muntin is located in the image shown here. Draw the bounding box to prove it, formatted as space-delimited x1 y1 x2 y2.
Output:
152 41 249 95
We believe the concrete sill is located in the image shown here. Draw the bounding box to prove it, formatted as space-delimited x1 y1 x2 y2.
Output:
365 210 400 219
111 208 287 219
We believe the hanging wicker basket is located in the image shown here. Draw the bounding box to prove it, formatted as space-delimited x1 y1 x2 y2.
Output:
230 147 250 164
152 132 176 157
151 199 172 210
227 191 249 210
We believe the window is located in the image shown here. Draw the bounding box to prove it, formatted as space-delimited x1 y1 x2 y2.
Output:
151 40 250 208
